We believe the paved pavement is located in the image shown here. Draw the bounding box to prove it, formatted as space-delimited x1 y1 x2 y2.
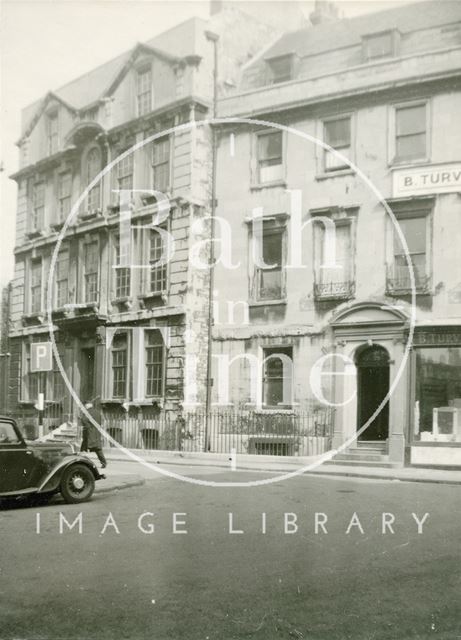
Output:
96 449 461 488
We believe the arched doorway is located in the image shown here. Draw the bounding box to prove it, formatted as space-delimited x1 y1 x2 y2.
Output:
355 345 390 441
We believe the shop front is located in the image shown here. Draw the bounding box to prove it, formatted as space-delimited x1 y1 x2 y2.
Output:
410 327 461 466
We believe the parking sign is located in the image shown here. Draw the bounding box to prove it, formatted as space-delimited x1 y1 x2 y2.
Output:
30 342 53 372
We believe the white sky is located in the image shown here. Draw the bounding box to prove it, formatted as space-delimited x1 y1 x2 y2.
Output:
0 0 426 289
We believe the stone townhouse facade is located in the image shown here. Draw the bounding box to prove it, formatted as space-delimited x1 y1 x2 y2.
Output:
212 0 461 466
7 3 303 444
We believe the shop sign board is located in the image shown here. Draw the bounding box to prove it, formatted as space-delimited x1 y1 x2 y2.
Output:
392 162 461 197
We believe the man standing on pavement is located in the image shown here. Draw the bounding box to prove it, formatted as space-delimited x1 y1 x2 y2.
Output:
80 397 107 469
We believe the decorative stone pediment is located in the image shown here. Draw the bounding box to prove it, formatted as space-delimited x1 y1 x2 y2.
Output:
331 301 409 327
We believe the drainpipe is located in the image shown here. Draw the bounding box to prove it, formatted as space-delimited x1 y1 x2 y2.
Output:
204 30 219 452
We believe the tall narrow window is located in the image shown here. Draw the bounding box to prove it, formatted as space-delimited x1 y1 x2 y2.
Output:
324 116 351 171
152 137 170 192
112 333 128 398
86 148 101 212
47 112 59 155
84 241 99 303
114 235 131 298
314 220 354 300
32 182 45 231
58 172 72 221
390 215 428 292
257 131 283 183
395 104 427 161
117 154 134 192
255 223 284 301
262 347 293 408
30 258 42 313
137 67 152 116
150 229 167 294
56 251 69 308
145 330 164 397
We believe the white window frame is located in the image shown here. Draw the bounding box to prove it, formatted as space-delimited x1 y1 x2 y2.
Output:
389 100 431 166
320 113 355 174
251 129 286 187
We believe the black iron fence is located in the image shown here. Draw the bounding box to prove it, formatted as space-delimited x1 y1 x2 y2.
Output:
100 409 334 457
5 406 334 457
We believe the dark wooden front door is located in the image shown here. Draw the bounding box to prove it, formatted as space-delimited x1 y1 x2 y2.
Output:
356 345 390 441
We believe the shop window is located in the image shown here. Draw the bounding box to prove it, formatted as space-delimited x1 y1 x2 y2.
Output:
137 67 152 116
266 55 293 84
145 330 164 397
58 171 72 221
257 131 283 183
323 116 351 172
55 250 69 308
314 219 354 300
84 241 99 303
388 213 430 293
262 346 293 408
395 103 427 162
152 137 170 193
415 347 461 441
254 222 285 301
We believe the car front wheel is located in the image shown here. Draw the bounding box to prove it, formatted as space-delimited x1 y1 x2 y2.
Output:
60 464 95 504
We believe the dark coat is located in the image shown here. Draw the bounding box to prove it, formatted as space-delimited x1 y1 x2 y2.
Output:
81 406 102 450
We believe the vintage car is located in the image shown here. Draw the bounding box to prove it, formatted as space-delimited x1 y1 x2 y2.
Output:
0 416 105 504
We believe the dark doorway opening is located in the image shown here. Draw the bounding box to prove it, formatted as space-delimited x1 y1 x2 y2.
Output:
80 347 95 403
356 345 390 441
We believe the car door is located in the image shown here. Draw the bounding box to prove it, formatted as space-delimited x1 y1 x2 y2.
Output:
0 420 39 493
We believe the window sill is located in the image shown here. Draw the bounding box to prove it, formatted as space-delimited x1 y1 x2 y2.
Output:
250 180 286 191
316 168 355 180
389 158 431 169
25 230 45 240
249 299 287 307
22 312 45 325
79 209 103 222
111 297 133 309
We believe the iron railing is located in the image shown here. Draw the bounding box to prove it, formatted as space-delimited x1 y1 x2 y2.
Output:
314 280 355 301
99 408 334 457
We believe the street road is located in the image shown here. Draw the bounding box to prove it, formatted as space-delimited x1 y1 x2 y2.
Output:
1 466 460 640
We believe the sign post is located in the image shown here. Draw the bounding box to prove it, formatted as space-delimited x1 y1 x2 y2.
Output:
31 343 53 439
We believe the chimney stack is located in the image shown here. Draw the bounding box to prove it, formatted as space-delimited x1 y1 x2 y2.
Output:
309 0 339 26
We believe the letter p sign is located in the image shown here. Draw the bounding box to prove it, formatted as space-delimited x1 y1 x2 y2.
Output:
30 342 53 372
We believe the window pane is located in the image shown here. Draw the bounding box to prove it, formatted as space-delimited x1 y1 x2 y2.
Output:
324 118 351 148
268 56 292 83
263 231 282 265
145 330 163 397
394 217 426 254
258 132 282 162
415 348 461 435
396 105 426 136
366 33 393 59
258 269 282 300
263 347 293 407
112 334 127 398
396 133 426 160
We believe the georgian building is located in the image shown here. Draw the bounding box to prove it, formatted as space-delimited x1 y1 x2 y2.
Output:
7 4 299 442
212 0 461 466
